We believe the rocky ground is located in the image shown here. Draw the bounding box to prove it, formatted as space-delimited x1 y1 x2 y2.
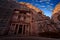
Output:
0 36 60 40
0 34 60 40
0 32 60 40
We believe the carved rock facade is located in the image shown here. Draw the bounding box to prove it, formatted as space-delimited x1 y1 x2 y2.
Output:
0 0 59 37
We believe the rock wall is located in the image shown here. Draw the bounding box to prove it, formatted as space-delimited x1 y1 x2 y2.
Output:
0 0 59 37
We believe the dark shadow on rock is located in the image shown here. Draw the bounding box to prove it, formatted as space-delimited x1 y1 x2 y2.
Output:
39 32 60 39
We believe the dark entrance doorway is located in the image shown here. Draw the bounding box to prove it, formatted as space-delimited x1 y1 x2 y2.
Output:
11 23 29 35
18 25 22 34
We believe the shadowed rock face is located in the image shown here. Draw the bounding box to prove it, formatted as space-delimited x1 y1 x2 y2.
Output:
0 0 20 35
39 32 60 38
52 11 60 31
0 0 60 39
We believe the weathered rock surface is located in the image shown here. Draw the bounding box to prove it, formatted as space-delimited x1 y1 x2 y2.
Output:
0 0 60 39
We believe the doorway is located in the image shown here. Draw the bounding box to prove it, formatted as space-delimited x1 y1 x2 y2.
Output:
10 23 29 35
18 25 22 34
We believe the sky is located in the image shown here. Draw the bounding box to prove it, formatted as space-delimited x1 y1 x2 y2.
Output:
17 0 60 17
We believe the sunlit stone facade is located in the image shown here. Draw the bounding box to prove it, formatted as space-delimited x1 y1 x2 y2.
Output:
0 0 59 36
